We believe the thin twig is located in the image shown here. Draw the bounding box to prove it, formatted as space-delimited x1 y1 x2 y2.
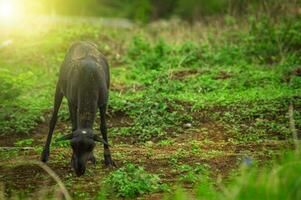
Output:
2 160 72 200
0 147 35 151
288 102 299 153
177 53 192 68
35 161 72 200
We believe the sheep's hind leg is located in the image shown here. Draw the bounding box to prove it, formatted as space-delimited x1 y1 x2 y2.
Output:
88 152 96 165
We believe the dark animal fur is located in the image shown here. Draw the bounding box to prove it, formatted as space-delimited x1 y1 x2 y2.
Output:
41 41 114 176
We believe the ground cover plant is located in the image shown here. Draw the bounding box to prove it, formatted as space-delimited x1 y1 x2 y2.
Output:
104 163 166 198
168 149 301 200
0 5 301 199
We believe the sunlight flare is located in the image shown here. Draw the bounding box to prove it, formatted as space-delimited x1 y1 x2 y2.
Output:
0 1 14 18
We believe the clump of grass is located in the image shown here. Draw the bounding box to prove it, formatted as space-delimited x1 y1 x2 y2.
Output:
167 150 301 200
223 150 301 200
0 70 37 134
110 87 191 142
176 163 211 184
245 16 301 64
104 163 166 198
52 132 70 148
14 138 34 147
127 36 171 70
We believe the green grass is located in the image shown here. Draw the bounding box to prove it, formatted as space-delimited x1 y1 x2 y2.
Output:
1 15 300 141
168 149 301 200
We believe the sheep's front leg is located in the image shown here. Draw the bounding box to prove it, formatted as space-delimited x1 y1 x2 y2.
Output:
68 101 78 132
99 105 115 167
41 85 63 162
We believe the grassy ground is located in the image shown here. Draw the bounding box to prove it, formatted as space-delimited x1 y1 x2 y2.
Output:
0 16 300 199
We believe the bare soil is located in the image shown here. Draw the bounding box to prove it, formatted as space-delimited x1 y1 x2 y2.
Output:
170 69 200 80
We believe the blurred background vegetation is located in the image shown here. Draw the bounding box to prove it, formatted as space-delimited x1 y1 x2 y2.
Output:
18 0 301 22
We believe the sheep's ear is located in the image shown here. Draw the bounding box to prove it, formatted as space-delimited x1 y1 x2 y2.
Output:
93 135 110 146
56 134 73 141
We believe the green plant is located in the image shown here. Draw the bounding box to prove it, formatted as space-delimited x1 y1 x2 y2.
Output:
105 163 165 198
14 139 34 147
127 36 171 70
110 90 189 142
0 69 36 134
158 138 174 146
51 132 70 148
222 151 301 200
245 16 301 64
176 163 211 184
0 69 35 101
168 150 301 200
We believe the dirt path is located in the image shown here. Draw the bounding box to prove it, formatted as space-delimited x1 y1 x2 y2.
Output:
0 116 292 199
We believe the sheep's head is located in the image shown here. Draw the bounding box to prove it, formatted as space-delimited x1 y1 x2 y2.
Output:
57 129 106 176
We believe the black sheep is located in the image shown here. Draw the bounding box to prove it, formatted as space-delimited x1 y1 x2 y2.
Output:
41 41 115 176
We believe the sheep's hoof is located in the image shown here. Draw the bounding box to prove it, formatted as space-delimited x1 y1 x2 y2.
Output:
104 154 116 167
88 155 96 165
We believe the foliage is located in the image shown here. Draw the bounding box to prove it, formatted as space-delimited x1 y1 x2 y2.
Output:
108 21 301 142
29 0 300 22
1 15 300 143
0 69 42 134
224 152 301 200
176 163 211 184
14 138 34 147
167 150 301 200
174 0 228 20
109 37 193 141
0 69 33 103
245 16 301 64
104 163 165 198
52 132 71 148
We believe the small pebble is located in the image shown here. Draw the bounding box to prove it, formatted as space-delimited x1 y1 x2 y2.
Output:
146 141 154 146
183 123 192 128
242 156 253 166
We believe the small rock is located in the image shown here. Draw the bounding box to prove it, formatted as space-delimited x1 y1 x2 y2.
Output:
146 141 154 146
39 116 46 123
242 156 253 166
183 123 192 128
